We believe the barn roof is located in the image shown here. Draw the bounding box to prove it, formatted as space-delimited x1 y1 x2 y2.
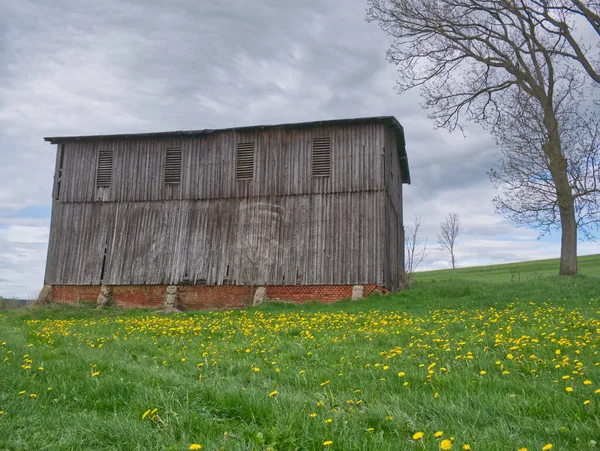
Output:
45 116 410 184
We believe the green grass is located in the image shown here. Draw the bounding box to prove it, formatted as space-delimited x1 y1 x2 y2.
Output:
415 253 600 283
0 255 599 450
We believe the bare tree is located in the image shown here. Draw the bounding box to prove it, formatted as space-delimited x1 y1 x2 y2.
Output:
437 213 461 269
488 96 600 238
403 215 430 286
366 0 600 275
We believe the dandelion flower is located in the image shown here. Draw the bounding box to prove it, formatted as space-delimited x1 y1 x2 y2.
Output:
518 448 528 451
29 394 37 399
440 439 453 449
542 445 553 451
583 380 592 385
565 387 573 392
142 409 152 419
413 431 424 440
323 441 333 446
398 372 405 377
320 380 330 386
325 418 332 424
463 445 471 450
18 391 25 396
480 370 487 375
435 431 443 438
269 391 278 397
584 400 591 405
189 445 202 450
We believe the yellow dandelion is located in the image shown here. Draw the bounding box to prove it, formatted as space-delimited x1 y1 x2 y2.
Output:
480 370 487 375
463 445 471 450
325 418 332 424
595 389 600 394
19 391 26 396
565 387 573 392
320 380 330 386
542 445 553 451
142 409 152 419
435 431 444 438
29 393 37 399
367 427 374 432
413 431 424 440
189 445 202 450
398 371 405 377
441 439 453 450
584 400 591 405
583 380 592 385
518 448 528 451
309 413 317 418
323 441 333 446
91 371 100 377
269 390 278 397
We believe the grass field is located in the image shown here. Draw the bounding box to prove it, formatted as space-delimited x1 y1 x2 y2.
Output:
415 253 600 283
0 256 599 450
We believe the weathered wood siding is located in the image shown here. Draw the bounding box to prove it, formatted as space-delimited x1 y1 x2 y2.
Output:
54 124 385 203
45 123 394 287
45 194 383 286
383 127 404 291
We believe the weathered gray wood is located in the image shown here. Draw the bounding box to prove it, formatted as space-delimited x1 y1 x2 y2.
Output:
44 120 407 291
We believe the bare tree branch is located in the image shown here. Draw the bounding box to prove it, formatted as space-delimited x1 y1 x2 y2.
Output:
404 215 430 286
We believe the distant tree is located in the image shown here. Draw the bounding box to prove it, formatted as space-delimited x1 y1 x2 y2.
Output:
437 213 461 269
366 0 600 275
404 215 430 286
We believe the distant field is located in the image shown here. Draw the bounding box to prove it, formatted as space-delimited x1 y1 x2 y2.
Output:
415 253 600 283
0 255 599 450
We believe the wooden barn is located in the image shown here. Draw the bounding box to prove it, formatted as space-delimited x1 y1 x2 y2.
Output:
42 116 410 309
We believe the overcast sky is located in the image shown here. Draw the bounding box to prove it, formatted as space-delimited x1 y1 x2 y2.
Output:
0 0 597 298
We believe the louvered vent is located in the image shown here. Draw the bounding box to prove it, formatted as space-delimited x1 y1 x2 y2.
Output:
165 147 182 184
236 142 255 180
96 150 113 188
312 137 331 177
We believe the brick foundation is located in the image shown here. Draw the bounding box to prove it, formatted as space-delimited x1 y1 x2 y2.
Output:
50 284 388 310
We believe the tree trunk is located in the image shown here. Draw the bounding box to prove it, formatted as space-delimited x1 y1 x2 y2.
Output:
559 200 578 275
545 111 578 275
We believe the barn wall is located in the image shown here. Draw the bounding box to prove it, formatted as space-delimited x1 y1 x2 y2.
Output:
45 192 384 286
383 127 404 291
56 123 385 203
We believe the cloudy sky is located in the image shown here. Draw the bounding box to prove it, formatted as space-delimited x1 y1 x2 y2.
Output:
0 0 597 298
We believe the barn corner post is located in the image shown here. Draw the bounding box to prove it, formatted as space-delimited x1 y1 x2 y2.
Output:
42 117 410 308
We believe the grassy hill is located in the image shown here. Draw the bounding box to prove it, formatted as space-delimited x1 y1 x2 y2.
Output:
415 253 600 283
0 255 599 450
